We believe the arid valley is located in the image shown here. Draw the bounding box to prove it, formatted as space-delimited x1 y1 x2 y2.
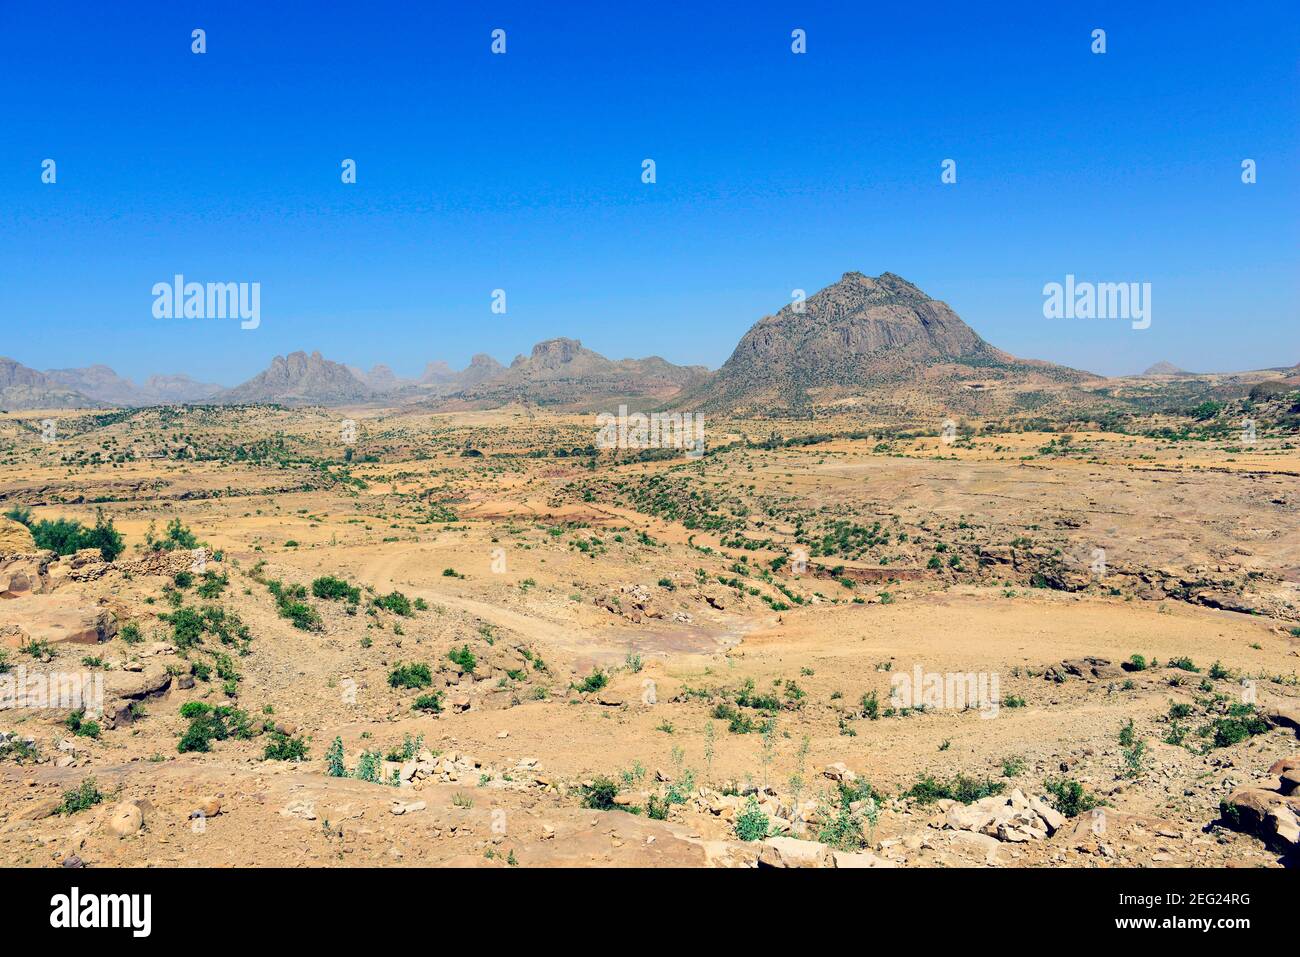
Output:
2 377 1298 869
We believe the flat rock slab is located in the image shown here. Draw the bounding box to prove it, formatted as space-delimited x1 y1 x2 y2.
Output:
0 593 115 647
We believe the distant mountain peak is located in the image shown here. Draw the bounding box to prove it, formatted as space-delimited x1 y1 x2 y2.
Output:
219 350 371 405
435 338 705 412
1142 361 1188 376
673 270 1095 415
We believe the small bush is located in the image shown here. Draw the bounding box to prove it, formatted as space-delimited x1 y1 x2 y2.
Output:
413 691 444 713
1043 777 1104 817
312 575 360 603
861 689 879 720
447 645 476 673
263 732 308 761
580 776 621 811
325 737 346 777
58 777 104 815
64 709 101 740
906 773 1004 805
388 662 432 689
733 796 770 841
375 591 413 616
1205 707 1270 749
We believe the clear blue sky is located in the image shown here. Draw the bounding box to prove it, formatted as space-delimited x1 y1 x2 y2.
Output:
1 0 1296 384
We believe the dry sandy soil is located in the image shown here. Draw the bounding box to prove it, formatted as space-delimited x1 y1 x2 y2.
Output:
0 405 1297 868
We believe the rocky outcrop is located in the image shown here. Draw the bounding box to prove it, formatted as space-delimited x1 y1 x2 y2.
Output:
940 790 1066 843
0 593 118 647
1218 754 1300 855
1044 657 1125 682
439 338 707 412
0 518 36 556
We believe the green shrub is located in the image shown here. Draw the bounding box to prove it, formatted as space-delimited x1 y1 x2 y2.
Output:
311 575 360 602
195 571 228 598
64 709 101 739
179 701 211 719
646 793 669 820
1044 777 1104 817
58 777 104 815
352 749 384 783
1205 707 1270 749
445 644 476 673
21 508 125 561
576 670 608 693
580 776 621 811
861 689 879 720
148 518 199 552
177 704 252 753
413 692 444 713
375 591 413 616
325 737 346 777
819 796 873 850
733 796 770 841
388 662 432 689
278 599 321 631
263 732 308 761
906 773 1004 805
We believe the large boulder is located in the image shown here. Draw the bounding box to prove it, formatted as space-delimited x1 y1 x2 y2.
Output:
0 553 50 599
105 802 144 837
1265 708 1300 735
1220 788 1299 852
102 668 173 727
0 594 117 648
757 836 834 868
0 517 36 556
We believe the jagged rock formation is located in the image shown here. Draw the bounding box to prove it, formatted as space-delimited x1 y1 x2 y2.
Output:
438 338 708 412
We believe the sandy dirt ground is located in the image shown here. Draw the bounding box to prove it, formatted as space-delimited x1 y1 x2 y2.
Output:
0 406 1296 868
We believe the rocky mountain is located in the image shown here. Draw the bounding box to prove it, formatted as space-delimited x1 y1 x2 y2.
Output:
140 373 225 404
346 364 411 393
436 338 708 412
218 351 373 405
672 272 1097 416
42 365 223 405
413 354 506 394
0 357 98 409
1141 361 1190 376
418 361 457 387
